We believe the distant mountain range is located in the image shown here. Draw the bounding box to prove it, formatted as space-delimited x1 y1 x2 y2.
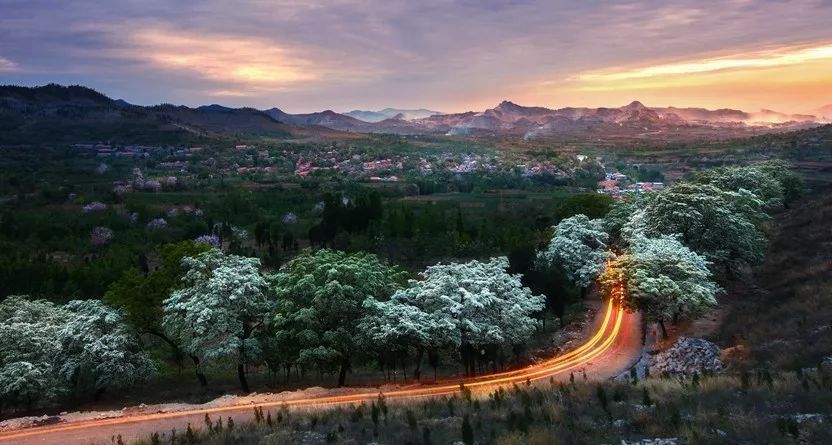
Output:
263 99 824 139
344 108 444 122
0 84 827 146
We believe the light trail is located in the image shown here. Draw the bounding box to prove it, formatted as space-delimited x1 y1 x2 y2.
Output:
0 299 629 443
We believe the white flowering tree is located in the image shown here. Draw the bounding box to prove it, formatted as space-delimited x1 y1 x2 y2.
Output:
622 183 767 275
366 257 544 376
602 197 642 246
271 249 406 386
601 235 720 339
0 296 64 411
162 248 270 393
58 300 156 397
0 296 154 411
358 296 455 380
538 214 611 296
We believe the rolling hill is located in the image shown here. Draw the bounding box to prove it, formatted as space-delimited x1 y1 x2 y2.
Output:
0 84 348 146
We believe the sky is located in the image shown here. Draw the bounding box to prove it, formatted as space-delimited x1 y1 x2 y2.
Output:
1 0 831 114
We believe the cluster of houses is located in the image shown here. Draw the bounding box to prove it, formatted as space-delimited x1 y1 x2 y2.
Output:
73 143 150 158
597 171 664 198
519 162 567 177
71 141 668 193
73 144 203 158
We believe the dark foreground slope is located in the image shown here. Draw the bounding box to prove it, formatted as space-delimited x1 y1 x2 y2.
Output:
717 182 832 371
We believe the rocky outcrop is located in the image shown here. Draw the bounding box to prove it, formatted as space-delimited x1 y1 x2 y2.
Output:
649 337 723 376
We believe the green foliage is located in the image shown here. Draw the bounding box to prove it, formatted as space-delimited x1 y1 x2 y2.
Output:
552 193 613 222
104 241 210 336
624 182 767 274
271 249 407 385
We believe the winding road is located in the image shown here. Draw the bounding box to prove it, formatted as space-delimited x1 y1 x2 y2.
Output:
0 299 640 444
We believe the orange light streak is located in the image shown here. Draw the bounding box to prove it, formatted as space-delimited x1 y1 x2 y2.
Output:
0 300 627 443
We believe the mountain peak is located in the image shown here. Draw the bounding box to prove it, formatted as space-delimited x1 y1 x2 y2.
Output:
623 100 647 110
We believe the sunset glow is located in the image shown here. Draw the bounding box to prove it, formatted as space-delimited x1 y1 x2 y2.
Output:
128 29 319 94
1 0 831 113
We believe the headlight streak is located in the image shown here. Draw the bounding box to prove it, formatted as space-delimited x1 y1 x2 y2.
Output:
0 300 628 443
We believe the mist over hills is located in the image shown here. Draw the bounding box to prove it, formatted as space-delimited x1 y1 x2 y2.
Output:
0 84 826 146
817 104 832 121
344 108 444 122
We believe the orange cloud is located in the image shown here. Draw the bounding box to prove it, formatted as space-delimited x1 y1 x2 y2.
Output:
126 28 319 91
526 41 832 113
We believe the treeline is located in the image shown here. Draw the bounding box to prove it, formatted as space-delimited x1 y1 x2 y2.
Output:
1 247 551 413
0 179 610 299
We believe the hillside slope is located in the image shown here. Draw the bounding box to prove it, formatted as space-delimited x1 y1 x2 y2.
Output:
716 183 832 370
0 84 318 145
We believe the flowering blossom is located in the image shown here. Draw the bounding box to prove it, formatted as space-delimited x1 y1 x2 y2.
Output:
143 180 162 192
146 218 167 230
194 234 221 246
82 201 107 213
90 226 114 245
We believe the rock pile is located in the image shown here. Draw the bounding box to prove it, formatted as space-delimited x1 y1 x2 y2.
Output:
649 337 723 376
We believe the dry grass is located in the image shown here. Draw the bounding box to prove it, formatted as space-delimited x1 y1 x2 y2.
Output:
716 184 832 371
133 372 832 444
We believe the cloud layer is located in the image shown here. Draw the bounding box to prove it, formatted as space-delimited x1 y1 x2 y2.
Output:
0 0 830 112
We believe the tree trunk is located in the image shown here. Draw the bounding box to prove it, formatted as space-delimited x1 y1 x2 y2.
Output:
93 387 106 401
413 347 424 380
191 355 208 387
658 319 669 339
641 320 647 346
337 358 350 387
460 345 476 377
237 363 251 394
580 286 587 299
